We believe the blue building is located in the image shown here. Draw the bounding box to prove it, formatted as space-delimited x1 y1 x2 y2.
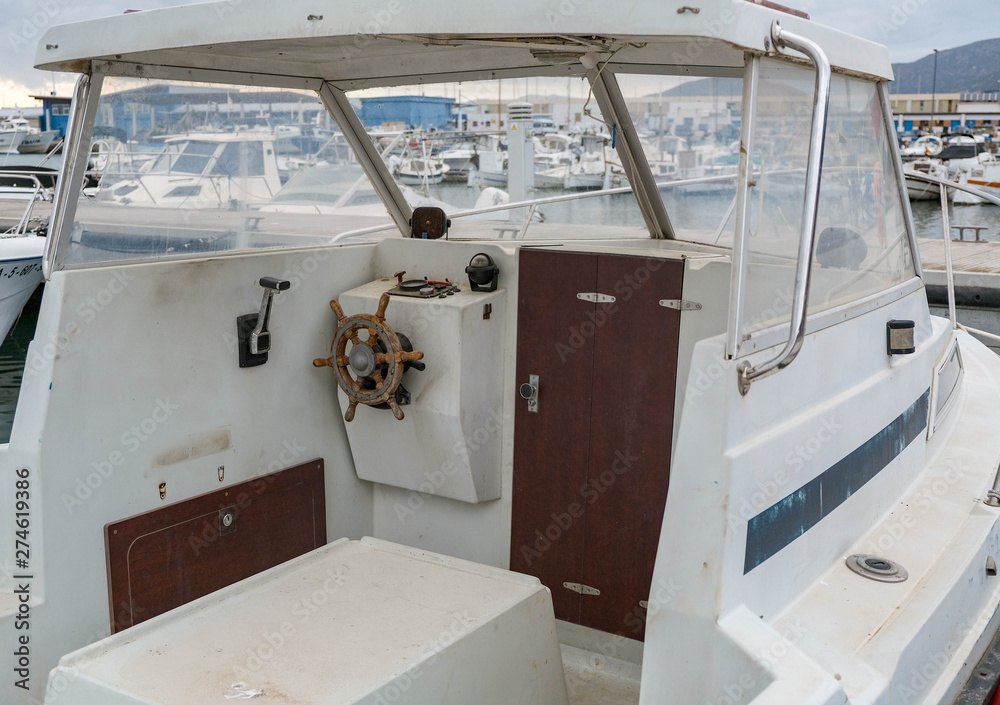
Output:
356 96 454 130
31 95 73 138
92 84 327 142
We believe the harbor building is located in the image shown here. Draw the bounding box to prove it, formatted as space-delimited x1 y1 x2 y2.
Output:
889 91 1000 138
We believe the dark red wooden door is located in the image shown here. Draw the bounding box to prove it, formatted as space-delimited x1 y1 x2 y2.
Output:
511 249 681 641
511 249 598 626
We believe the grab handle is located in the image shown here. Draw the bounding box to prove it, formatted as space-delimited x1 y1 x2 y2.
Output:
737 21 831 395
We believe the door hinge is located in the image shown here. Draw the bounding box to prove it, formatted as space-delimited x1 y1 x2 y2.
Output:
659 299 702 311
563 582 600 596
577 293 616 304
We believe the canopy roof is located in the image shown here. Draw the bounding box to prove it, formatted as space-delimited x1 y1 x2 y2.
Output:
36 0 893 87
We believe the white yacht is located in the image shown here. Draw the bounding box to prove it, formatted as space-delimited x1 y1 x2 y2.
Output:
0 194 48 343
900 134 944 160
954 159 1000 205
7 2 1000 705
0 116 59 155
0 233 43 342
96 129 282 208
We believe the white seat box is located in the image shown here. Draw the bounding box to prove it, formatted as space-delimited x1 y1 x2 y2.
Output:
44 538 569 705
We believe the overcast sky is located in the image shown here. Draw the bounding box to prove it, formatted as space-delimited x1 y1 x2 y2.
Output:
0 0 995 105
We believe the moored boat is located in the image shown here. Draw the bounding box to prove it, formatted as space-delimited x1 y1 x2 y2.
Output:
8 2 1000 705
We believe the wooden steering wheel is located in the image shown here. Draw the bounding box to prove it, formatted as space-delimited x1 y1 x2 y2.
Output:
313 293 424 422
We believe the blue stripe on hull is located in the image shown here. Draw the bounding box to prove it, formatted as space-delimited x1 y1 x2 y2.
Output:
744 389 930 574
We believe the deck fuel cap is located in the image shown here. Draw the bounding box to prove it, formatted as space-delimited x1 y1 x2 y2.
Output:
846 554 908 583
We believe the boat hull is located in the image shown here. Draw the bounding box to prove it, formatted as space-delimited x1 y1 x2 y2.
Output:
0 132 25 154
0 236 44 343
17 131 59 154
396 171 445 186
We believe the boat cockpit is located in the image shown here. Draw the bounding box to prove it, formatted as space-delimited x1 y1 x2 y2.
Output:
6 2 1000 705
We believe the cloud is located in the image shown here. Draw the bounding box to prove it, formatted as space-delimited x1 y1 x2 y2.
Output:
0 0 177 99
796 0 999 63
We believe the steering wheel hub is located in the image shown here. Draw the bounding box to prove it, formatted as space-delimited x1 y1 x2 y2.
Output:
348 341 377 377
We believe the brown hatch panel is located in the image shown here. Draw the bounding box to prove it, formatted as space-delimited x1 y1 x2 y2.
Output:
511 249 681 641
106 458 326 633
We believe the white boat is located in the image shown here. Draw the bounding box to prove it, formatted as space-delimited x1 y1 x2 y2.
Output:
0 234 44 341
900 134 943 160
96 129 282 208
534 163 569 188
438 140 480 176
395 156 449 186
564 152 625 189
0 196 48 343
954 159 1000 205
12 2 1000 705
0 116 58 154
467 149 508 187
905 159 951 200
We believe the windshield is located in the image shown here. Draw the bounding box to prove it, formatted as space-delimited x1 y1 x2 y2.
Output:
738 59 915 341
65 77 399 266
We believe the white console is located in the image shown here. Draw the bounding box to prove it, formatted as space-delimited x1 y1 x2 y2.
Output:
337 277 507 503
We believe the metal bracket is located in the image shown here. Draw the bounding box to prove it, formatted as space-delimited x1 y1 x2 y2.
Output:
577 293 616 303
519 374 539 413
659 299 702 311
563 582 600 596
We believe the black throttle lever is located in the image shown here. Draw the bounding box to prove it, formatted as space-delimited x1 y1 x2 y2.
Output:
237 277 290 368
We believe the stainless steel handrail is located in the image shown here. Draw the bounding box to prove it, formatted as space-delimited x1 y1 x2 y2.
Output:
327 171 745 244
903 170 1000 334
0 171 55 237
736 21 832 396
902 170 1000 207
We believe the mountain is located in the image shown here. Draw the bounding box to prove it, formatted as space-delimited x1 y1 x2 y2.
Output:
642 38 1000 98
890 38 1000 94
656 77 743 97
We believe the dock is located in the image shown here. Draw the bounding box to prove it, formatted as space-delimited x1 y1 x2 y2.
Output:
919 239 1000 274
0 199 51 233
